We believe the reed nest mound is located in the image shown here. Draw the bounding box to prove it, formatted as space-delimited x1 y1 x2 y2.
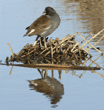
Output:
7 35 90 65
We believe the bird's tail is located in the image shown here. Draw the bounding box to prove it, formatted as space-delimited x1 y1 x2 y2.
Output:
23 34 27 37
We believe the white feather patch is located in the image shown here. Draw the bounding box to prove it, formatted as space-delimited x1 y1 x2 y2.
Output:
27 29 35 35
45 25 51 30
41 25 51 35
41 31 46 35
34 83 38 86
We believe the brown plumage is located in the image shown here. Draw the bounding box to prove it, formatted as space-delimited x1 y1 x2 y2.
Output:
23 7 60 47
24 15 51 36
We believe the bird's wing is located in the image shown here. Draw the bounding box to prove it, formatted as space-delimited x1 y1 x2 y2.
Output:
28 15 51 35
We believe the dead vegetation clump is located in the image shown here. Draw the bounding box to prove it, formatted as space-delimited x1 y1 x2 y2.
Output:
7 34 90 66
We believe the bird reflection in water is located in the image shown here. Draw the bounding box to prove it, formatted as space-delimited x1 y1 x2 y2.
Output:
28 69 64 108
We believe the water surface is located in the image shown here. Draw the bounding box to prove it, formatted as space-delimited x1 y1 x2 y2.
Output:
0 0 104 110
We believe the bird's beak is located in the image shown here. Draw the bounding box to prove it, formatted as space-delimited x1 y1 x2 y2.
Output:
42 10 46 14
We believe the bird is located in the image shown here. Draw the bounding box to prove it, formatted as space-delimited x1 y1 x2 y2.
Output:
23 6 60 47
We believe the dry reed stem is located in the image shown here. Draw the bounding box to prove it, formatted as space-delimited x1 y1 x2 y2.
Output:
7 29 104 66
7 43 14 58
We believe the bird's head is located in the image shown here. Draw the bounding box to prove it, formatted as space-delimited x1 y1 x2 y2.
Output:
42 7 56 16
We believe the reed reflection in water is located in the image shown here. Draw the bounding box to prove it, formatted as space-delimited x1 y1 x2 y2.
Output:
60 0 104 34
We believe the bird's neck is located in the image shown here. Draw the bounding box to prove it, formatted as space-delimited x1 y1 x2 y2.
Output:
48 13 59 19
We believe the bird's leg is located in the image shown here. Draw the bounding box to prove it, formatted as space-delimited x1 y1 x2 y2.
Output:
39 37 42 47
44 37 47 48
33 35 39 46
33 41 37 46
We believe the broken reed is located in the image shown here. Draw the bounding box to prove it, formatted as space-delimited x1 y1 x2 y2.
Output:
7 34 91 65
